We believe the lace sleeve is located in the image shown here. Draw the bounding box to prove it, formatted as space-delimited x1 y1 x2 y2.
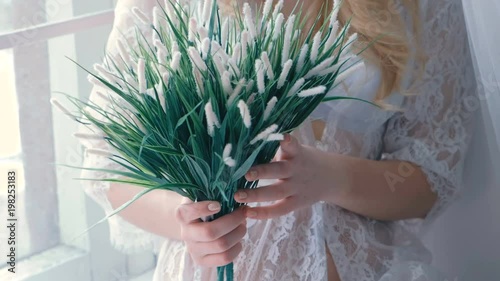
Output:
381 0 477 223
76 0 165 254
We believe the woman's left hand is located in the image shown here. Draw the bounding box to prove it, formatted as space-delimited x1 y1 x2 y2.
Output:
234 134 331 220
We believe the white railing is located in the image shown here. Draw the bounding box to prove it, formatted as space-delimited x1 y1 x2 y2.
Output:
0 10 114 50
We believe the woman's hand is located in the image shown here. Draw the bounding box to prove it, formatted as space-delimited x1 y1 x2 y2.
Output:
234 134 332 220
175 199 247 267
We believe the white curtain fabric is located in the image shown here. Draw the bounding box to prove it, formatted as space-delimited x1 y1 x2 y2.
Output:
423 2 500 280
462 0 500 142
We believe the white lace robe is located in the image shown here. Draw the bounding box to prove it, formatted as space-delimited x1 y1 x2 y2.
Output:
76 0 477 280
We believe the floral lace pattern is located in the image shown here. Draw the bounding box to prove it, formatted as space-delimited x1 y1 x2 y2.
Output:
76 0 476 280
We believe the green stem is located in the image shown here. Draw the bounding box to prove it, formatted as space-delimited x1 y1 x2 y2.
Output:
226 263 234 280
217 263 233 281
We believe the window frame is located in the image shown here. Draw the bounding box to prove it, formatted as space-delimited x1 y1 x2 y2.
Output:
0 1 157 280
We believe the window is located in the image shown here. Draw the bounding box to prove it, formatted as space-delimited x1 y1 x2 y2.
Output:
0 47 31 261
0 1 157 280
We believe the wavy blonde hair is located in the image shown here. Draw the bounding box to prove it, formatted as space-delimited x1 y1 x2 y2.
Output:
220 0 422 101
305 0 422 102
335 0 421 101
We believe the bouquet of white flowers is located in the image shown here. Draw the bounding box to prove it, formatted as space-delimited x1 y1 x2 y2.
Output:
51 0 368 279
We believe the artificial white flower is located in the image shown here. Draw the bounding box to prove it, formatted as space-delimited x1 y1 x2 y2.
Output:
335 62 363 82
266 133 285 142
223 144 236 167
93 64 119 85
73 133 105 140
227 79 246 106
287 78 305 97
237 100 252 128
188 47 208 71
282 15 296 64
324 21 340 53
241 31 249 58
277 59 293 89
255 59 266 94
201 38 211 59
261 0 273 24
222 71 233 95
205 101 221 137
250 124 279 144
305 57 336 79
311 31 322 64
170 52 182 71
263 96 278 121
272 13 284 40
137 59 147 93
296 43 309 73
189 18 198 42
202 0 213 25
272 0 284 19
243 3 257 39
261 52 275 80
297 85 327 97
50 98 78 119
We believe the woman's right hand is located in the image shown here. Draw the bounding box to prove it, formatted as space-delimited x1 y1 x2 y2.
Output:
175 199 247 267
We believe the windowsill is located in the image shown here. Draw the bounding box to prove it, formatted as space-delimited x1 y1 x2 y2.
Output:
0 245 89 281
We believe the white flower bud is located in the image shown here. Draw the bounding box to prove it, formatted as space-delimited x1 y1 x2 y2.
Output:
256 59 266 94
263 96 278 121
297 85 327 98
287 78 305 97
296 44 309 73
311 31 322 64
237 100 252 128
250 124 279 145
188 47 207 71
277 59 293 89
261 52 275 80
137 59 147 93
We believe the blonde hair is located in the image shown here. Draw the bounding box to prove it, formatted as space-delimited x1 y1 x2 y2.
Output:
334 0 422 101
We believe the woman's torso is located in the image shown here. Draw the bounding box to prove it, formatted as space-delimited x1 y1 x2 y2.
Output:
141 0 473 279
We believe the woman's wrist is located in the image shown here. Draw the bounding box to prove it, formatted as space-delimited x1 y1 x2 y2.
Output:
304 146 355 205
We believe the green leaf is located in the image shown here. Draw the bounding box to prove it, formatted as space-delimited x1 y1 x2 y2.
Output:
175 102 202 130
231 144 264 180
70 185 161 243
322 96 380 108
59 164 155 182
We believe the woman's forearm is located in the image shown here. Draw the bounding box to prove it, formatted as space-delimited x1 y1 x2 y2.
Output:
318 150 438 221
107 183 184 240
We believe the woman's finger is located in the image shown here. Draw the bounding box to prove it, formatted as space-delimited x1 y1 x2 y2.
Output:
234 181 295 203
187 222 247 256
279 134 300 160
245 161 293 181
175 200 221 224
183 207 246 242
196 242 243 267
244 197 300 220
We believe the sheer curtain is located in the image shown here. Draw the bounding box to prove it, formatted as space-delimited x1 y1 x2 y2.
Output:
423 1 500 280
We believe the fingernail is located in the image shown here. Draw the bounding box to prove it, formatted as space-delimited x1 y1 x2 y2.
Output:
247 169 258 180
208 203 220 211
247 210 257 218
284 134 292 143
237 191 248 200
